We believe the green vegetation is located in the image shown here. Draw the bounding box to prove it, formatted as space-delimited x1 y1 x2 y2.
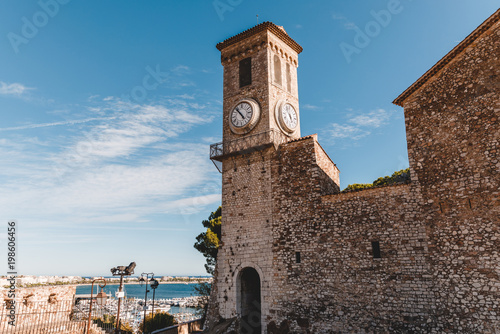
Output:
139 312 177 333
343 183 373 191
194 206 222 275
193 281 211 326
193 207 221 324
344 168 410 192
93 314 133 333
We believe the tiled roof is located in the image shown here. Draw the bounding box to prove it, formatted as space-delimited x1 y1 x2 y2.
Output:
216 21 303 54
286 134 315 143
393 9 500 107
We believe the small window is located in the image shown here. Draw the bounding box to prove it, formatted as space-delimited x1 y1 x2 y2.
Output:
371 241 381 259
239 57 252 88
274 55 282 85
286 62 291 93
295 252 301 263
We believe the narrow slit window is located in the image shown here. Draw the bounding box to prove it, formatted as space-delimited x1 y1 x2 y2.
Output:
286 62 291 93
239 57 252 88
295 252 301 264
274 55 282 85
371 241 381 259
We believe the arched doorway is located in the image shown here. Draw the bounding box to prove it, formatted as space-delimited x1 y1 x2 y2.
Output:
238 267 261 334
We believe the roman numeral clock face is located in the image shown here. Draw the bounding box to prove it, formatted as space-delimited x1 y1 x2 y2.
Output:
229 98 261 134
275 100 299 135
231 102 252 127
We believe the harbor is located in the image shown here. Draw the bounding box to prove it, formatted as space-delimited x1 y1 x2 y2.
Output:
73 295 204 332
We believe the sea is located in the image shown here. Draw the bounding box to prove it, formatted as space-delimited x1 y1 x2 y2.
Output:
76 283 200 315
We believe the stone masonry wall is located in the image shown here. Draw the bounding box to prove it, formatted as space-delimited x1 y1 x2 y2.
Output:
401 18 500 333
0 285 78 332
214 147 276 325
208 14 499 334
267 137 434 333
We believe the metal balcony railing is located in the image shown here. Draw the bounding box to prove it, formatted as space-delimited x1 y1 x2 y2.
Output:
210 129 288 162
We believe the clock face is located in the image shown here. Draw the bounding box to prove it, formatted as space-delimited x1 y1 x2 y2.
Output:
280 103 298 132
228 98 261 134
231 102 253 128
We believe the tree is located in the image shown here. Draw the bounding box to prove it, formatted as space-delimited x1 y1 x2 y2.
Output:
194 206 221 275
343 168 411 191
139 312 176 333
373 168 410 186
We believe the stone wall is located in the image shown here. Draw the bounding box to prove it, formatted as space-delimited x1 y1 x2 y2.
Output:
0 285 80 333
213 147 276 324
401 16 500 333
267 137 434 333
207 12 499 334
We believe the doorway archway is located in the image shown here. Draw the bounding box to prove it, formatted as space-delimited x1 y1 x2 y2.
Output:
238 267 261 334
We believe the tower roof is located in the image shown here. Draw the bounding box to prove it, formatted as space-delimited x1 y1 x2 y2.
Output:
216 21 303 54
393 9 500 107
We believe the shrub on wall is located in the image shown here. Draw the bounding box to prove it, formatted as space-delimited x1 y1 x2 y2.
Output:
344 168 411 191
139 312 177 333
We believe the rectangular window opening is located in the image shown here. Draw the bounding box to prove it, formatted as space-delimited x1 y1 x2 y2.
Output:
371 241 381 259
286 62 291 93
295 252 301 264
239 57 252 88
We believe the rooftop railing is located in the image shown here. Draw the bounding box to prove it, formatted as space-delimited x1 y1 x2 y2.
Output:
210 129 288 162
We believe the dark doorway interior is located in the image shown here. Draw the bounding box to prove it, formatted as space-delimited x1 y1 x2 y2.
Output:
239 267 261 334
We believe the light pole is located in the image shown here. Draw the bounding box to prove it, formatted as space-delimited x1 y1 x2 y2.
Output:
110 262 136 333
139 272 154 332
150 279 159 316
87 278 107 334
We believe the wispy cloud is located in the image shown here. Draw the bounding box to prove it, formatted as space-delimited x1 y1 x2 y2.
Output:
327 108 394 143
332 12 356 30
329 123 370 140
302 104 320 110
349 109 391 128
0 116 116 132
0 81 33 96
0 93 221 229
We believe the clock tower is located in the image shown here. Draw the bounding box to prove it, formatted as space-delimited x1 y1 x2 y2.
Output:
215 22 303 150
209 22 303 334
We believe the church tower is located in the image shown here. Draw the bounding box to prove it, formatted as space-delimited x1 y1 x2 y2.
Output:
209 22 303 333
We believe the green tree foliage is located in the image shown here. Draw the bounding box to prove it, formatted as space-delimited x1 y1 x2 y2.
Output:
373 168 410 186
193 281 211 325
139 312 177 333
344 183 373 191
194 206 222 275
343 168 411 191
92 314 133 333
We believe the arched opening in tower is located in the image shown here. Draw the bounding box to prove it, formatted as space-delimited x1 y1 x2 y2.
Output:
238 267 261 334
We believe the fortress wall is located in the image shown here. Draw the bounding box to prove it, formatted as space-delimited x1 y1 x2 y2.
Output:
268 138 434 333
402 18 500 333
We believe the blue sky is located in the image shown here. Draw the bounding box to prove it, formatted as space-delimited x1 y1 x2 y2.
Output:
0 1 498 276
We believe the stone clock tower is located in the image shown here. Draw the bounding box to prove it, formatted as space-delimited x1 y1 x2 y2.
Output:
209 22 303 333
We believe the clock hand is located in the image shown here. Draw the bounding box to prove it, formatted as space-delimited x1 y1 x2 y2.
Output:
236 107 245 119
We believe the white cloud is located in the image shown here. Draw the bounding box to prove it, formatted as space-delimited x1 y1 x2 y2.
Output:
327 108 394 143
0 116 116 132
302 104 320 110
329 123 370 140
349 109 391 128
332 12 357 30
0 95 220 229
0 81 32 96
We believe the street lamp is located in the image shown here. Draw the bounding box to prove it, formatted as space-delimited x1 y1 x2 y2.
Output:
139 272 154 332
150 279 159 316
87 278 107 334
110 262 136 333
